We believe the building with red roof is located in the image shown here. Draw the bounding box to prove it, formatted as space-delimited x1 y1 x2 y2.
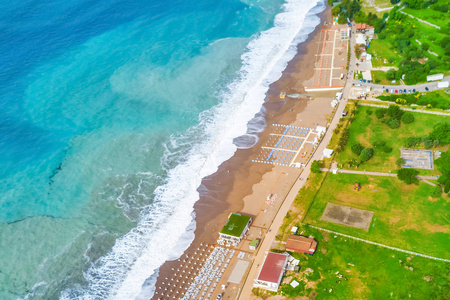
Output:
253 252 288 292
285 235 317 255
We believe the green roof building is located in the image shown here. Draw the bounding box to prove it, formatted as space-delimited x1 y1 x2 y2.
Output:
218 213 252 247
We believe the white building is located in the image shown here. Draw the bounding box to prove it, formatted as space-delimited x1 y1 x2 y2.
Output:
427 74 444 81
253 252 289 292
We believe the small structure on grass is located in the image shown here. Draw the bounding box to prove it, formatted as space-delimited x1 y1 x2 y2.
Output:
249 239 259 250
285 235 318 255
253 252 289 292
353 182 361 191
217 213 252 247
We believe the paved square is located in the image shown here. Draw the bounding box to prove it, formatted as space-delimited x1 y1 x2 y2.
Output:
400 148 434 170
321 203 374 231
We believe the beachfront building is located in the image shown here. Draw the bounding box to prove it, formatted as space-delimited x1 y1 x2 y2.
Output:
285 235 318 255
253 252 289 292
217 213 252 247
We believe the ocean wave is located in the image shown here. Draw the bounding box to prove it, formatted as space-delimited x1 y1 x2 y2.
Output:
60 0 325 298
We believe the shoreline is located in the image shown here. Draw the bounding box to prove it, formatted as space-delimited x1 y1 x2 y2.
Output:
151 5 332 300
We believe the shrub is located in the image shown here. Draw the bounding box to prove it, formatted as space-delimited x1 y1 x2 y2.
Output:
396 158 405 167
423 137 433 149
401 113 415 124
375 108 387 119
383 117 401 129
360 148 374 162
431 185 442 198
397 168 419 184
429 123 450 145
311 160 322 173
382 146 393 153
366 109 373 115
445 180 450 193
386 105 404 119
351 143 365 155
404 137 421 147
372 140 386 148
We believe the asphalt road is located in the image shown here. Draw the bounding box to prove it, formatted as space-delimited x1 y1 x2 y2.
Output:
352 76 450 93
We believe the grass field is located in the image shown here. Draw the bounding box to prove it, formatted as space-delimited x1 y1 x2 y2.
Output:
334 105 449 174
402 6 450 29
367 39 402 68
276 225 450 299
302 173 450 259
371 70 399 85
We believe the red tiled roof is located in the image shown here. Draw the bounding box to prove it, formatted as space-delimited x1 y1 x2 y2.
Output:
285 235 317 253
257 252 287 283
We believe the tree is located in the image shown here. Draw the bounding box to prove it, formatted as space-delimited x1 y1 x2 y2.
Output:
331 5 341 16
386 68 397 80
359 148 374 162
386 105 403 119
311 160 322 173
396 158 405 167
423 137 433 149
401 113 415 124
431 185 442 198
383 117 401 129
375 108 387 119
338 15 347 24
445 180 450 193
435 151 450 181
397 168 420 184
429 123 450 145
351 143 365 155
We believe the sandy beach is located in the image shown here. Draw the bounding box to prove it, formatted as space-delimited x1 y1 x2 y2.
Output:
151 6 335 300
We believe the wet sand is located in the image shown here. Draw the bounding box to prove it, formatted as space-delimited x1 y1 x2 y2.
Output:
151 6 333 300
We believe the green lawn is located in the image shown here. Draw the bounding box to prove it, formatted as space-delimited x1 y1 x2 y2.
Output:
277 225 450 299
367 39 403 68
302 173 450 259
371 70 400 85
403 6 450 29
334 105 449 173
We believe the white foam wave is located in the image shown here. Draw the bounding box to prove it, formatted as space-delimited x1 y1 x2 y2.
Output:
61 0 325 299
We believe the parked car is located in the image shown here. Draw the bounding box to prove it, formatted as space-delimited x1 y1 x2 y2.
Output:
395 90 398 93
425 87 429 91
368 80 371 83
413 89 416 92
363 79 366 83
390 89 394 93
399 90 403 93
403 89 407 93
408 90 411 93
385 88 389 92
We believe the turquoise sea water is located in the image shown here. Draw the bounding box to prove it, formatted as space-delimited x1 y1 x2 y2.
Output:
0 0 325 298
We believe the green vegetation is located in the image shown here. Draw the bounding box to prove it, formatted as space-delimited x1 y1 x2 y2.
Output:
311 160 322 173
303 173 450 258
276 172 327 241
403 0 450 28
378 91 450 110
334 105 448 173
219 213 250 237
436 150 450 196
366 3 450 82
397 168 420 184
277 225 450 299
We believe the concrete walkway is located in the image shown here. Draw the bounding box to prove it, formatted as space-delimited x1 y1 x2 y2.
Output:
320 168 438 181
357 102 450 116
308 225 450 262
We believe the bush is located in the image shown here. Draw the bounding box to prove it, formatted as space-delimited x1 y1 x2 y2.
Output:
311 160 322 173
397 168 419 184
431 185 442 198
445 180 450 193
351 143 365 155
375 108 387 119
360 148 374 162
386 105 404 119
366 109 373 115
382 146 393 153
372 140 386 148
396 158 405 167
404 137 421 147
401 113 415 124
383 117 401 129
429 123 450 145
423 137 433 149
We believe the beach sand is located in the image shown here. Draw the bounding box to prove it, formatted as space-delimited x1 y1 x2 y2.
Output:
151 6 333 300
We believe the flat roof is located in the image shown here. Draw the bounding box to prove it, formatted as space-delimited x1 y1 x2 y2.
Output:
228 259 249 284
257 252 288 283
220 213 251 237
286 235 317 252
250 239 259 246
